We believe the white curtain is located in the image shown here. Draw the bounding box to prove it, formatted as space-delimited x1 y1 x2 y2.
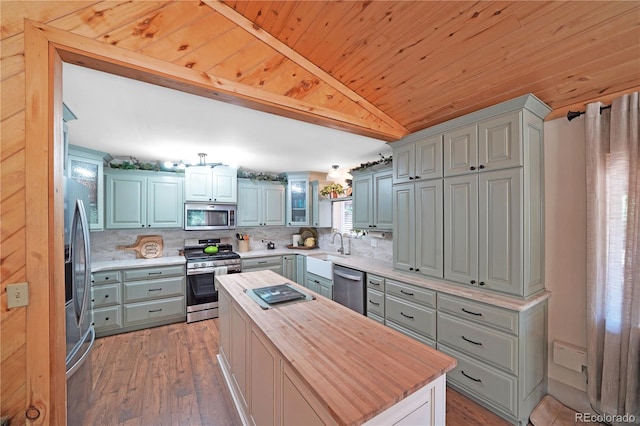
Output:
585 91 639 421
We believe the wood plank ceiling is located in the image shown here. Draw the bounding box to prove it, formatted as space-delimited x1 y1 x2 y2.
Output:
3 1 640 141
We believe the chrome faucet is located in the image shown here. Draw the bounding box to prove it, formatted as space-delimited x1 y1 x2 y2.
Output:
332 231 344 254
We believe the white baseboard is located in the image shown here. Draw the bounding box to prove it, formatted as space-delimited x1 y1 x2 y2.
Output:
547 377 594 415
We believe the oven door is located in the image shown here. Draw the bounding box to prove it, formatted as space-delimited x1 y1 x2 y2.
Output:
186 270 218 321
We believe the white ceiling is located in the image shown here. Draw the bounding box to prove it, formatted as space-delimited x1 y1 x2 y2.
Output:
62 63 392 177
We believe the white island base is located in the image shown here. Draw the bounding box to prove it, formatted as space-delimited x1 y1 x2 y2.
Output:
216 271 454 426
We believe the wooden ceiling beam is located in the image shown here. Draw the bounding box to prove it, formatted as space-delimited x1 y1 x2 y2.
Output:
29 20 403 141
204 0 408 137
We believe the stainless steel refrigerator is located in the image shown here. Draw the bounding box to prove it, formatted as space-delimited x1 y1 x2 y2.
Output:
64 177 94 424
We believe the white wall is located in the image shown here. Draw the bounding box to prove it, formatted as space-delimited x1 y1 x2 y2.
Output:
543 116 590 410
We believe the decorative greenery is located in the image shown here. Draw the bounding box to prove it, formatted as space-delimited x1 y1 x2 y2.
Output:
237 170 288 184
349 153 392 173
108 157 185 173
320 183 344 197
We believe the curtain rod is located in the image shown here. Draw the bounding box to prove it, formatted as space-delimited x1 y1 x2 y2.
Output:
566 104 611 121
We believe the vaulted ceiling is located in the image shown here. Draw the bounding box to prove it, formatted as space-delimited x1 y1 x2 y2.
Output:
3 1 639 142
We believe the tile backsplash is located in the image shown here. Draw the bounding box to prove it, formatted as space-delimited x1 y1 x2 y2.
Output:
90 227 393 262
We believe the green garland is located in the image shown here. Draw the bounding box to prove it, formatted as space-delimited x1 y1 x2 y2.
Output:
237 170 287 184
108 158 185 173
349 153 392 173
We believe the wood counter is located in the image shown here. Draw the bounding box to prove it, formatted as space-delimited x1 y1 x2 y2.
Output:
215 270 456 425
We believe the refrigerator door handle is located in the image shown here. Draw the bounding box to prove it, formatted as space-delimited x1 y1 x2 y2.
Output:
66 327 95 380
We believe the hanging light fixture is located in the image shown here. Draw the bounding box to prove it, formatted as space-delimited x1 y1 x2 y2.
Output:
198 153 208 165
327 164 341 181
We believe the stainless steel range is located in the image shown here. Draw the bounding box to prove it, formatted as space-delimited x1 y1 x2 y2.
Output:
184 238 241 323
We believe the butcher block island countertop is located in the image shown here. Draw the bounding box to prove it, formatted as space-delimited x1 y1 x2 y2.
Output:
215 270 457 426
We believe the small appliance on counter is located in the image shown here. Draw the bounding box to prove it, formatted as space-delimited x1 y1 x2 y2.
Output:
267 241 275 250
183 238 241 322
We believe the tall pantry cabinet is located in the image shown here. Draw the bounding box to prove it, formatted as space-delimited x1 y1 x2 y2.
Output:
391 94 550 298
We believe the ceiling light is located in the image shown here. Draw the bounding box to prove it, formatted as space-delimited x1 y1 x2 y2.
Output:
327 165 340 181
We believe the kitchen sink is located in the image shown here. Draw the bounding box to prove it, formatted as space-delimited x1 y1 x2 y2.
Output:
307 253 346 262
306 254 338 279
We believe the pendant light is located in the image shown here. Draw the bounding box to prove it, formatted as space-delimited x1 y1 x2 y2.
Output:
327 165 340 181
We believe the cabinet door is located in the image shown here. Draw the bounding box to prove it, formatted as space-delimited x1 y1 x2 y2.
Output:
415 134 443 180
218 288 231 360
444 175 478 285
237 180 262 226
147 176 183 228
443 124 478 177
295 255 306 285
352 173 373 229
392 183 415 272
415 179 443 278
287 176 309 226
478 168 522 294
68 155 104 230
184 166 213 201
263 184 286 226
230 302 250 411
373 171 393 229
318 282 333 300
393 143 414 184
478 111 522 171
250 328 277 426
105 174 146 229
282 255 296 281
212 166 237 203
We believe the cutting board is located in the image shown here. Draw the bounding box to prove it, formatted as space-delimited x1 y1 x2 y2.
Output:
116 235 163 259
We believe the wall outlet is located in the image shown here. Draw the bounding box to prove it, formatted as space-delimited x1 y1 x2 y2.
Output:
6 282 29 308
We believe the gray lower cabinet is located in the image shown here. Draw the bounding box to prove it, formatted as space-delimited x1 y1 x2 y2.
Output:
436 293 547 426
295 255 306 285
366 273 385 322
384 279 436 348
91 264 186 337
304 271 332 299
281 255 296 281
242 256 282 275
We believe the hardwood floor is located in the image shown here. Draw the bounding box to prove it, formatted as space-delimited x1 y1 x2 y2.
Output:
79 321 510 425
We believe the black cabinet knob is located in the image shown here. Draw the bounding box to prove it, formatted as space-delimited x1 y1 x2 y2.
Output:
409 176 414 180
470 166 476 171
479 281 486 286
415 176 420 179
409 267 414 271
415 268 420 272
479 164 485 169
470 280 476 285
105 317 110 321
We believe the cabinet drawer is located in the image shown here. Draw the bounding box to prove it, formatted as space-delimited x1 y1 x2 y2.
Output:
386 321 436 348
366 274 385 291
439 344 517 416
385 294 436 340
91 284 120 308
123 265 184 281
386 280 436 308
92 306 122 331
438 294 518 335
242 256 281 268
438 312 517 374
366 288 384 317
124 276 184 303
124 296 185 325
92 270 121 285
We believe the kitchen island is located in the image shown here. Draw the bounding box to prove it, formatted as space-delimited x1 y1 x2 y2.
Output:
215 270 457 425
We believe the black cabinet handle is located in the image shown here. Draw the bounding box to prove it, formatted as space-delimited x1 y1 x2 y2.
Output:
105 317 110 321
148 288 162 292
409 267 414 271
314 279 320 284
400 312 414 320
105 294 109 298
414 176 420 179
461 308 483 317
462 335 483 346
461 370 482 383
141 225 145 228
415 268 420 272
479 164 485 169
400 289 414 296
148 272 162 276
409 176 414 180
369 281 380 287
470 280 476 285
479 281 486 286
369 300 380 306
149 309 163 313
470 166 476 171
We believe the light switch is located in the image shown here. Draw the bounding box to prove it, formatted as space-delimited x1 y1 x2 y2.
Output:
6 282 29 308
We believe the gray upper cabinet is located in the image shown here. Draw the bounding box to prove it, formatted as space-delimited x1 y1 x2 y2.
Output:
105 169 184 229
286 173 310 227
393 94 550 298
393 135 443 183
352 166 393 231
311 181 332 228
185 165 237 203
444 111 522 177
237 179 285 227
67 145 109 231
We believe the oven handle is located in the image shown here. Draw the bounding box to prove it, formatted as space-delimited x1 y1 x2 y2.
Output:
187 267 216 275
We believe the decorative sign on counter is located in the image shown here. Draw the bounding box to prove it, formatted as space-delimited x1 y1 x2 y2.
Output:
116 235 163 259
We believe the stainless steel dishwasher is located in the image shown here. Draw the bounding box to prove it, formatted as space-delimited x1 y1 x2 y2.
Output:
332 265 365 315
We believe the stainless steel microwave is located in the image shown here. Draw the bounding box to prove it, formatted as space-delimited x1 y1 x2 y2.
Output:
184 203 236 231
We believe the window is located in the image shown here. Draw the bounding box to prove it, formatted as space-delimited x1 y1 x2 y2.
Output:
331 200 352 234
